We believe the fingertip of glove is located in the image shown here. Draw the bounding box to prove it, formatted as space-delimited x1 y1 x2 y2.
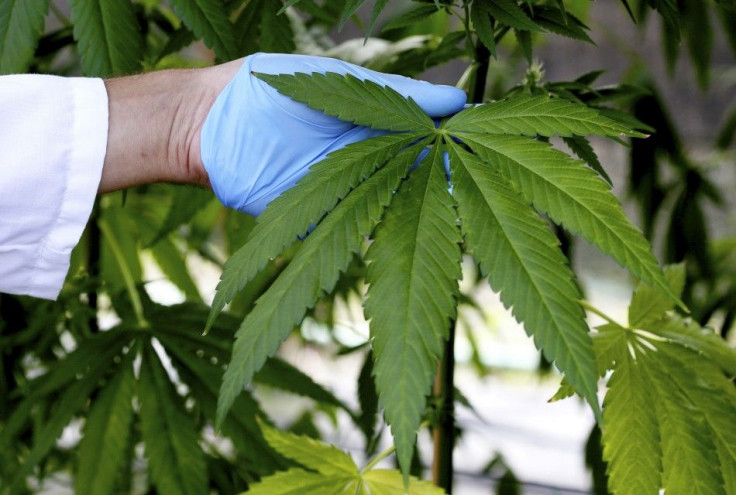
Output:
421 85 467 117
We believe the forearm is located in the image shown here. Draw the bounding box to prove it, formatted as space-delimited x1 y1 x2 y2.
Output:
100 61 241 193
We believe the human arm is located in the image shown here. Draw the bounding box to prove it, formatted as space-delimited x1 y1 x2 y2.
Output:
0 54 466 299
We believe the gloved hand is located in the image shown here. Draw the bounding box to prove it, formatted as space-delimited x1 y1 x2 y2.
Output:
200 52 467 216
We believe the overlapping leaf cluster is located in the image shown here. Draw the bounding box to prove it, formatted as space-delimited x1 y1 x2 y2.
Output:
208 71 674 479
246 420 444 494
0 303 354 494
594 265 736 494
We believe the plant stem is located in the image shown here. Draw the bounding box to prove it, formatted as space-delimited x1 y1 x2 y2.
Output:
471 43 491 104
431 31 492 495
579 299 621 327
432 322 456 492
88 202 100 334
361 444 396 473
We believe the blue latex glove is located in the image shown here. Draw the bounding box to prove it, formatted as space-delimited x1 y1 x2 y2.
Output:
201 52 467 216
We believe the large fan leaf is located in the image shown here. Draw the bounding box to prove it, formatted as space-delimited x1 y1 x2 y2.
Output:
75 357 136 495
169 0 236 60
216 146 420 427
448 143 599 413
364 145 463 477
207 133 421 331
139 343 208 495
158 332 283 473
69 0 143 77
446 95 642 137
255 72 435 132
460 134 679 307
0 0 48 74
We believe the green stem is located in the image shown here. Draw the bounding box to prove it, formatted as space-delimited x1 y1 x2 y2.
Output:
98 219 148 328
88 202 100 334
579 300 621 327
361 444 396 474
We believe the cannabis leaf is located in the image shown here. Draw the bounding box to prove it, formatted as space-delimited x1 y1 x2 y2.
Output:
460 134 680 306
75 355 136 495
216 146 421 427
168 0 236 60
256 72 436 132
246 421 445 494
211 71 672 480
69 0 143 77
598 265 736 494
139 343 208 495
0 0 48 74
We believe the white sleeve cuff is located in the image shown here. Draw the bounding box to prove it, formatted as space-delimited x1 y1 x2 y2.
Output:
0 75 108 299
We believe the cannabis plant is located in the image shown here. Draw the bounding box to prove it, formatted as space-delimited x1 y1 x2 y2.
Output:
2 0 736 494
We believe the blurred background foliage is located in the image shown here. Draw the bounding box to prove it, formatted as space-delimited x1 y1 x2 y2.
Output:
0 0 734 493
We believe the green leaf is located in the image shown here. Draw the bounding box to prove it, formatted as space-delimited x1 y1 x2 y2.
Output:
382 4 440 32
0 0 48 74
363 469 446 494
260 420 357 475
246 469 354 494
75 356 136 495
471 0 497 57
248 424 445 494
459 134 679 308
647 314 736 377
682 0 712 89
357 351 379 441
260 0 295 53
449 143 599 415
9 343 122 489
150 238 202 302
514 28 533 63
562 135 611 185
158 332 283 472
602 352 662 495
529 5 593 43
446 95 642 137
69 0 143 76
364 144 463 478
659 345 736 487
149 186 214 246
169 0 236 60
647 0 681 39
367 0 389 36
645 351 725 495
339 0 367 30
254 357 348 410
217 146 419 427
255 72 435 132
207 133 420 332
139 343 208 495
486 0 543 32
592 322 629 374
628 263 685 328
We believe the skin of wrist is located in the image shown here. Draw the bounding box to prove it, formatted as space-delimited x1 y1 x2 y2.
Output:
100 60 242 193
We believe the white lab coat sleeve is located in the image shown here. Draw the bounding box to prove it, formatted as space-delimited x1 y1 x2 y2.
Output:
0 75 108 300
